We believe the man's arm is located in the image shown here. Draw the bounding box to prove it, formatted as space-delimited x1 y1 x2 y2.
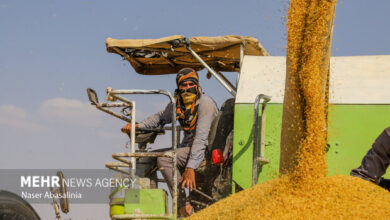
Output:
122 103 173 133
137 103 173 129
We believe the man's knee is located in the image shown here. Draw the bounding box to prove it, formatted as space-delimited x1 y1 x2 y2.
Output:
176 147 190 163
157 156 172 169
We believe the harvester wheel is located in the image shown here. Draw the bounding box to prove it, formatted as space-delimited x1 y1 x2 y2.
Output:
0 190 41 220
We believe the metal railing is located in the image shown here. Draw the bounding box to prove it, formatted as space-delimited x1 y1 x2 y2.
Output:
87 88 178 219
252 94 271 186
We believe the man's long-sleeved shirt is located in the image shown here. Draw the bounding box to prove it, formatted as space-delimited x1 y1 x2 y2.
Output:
137 93 218 169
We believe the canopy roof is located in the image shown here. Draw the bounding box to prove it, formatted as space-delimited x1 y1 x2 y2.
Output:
106 35 269 75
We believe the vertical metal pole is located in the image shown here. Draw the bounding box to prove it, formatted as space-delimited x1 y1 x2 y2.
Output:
252 94 271 186
260 105 267 159
238 43 245 86
171 100 177 219
240 43 244 69
130 101 136 181
252 96 260 186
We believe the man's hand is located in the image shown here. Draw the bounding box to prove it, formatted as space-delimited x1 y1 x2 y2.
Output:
180 168 196 191
179 203 194 217
121 123 139 134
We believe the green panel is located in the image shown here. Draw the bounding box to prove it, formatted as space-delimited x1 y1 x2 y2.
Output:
257 104 283 183
232 104 254 190
124 189 168 215
327 105 390 179
232 104 283 189
233 103 390 190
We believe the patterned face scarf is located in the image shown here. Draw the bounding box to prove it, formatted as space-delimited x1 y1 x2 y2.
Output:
175 68 202 132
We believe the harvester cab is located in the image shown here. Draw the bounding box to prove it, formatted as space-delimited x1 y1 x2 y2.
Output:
87 35 270 219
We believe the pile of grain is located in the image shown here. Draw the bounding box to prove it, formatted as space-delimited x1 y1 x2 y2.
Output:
188 175 390 219
187 0 390 219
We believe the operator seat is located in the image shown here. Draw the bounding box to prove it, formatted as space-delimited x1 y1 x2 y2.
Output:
195 98 235 174
207 98 235 156
192 98 235 208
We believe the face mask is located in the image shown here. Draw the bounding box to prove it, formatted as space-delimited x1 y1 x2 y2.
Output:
179 84 198 106
181 92 197 106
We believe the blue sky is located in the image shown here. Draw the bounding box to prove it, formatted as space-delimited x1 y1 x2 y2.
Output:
0 0 389 219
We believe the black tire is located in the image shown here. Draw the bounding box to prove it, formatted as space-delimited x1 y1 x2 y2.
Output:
0 190 40 220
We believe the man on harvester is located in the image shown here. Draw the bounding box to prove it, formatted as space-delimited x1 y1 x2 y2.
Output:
122 68 218 216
